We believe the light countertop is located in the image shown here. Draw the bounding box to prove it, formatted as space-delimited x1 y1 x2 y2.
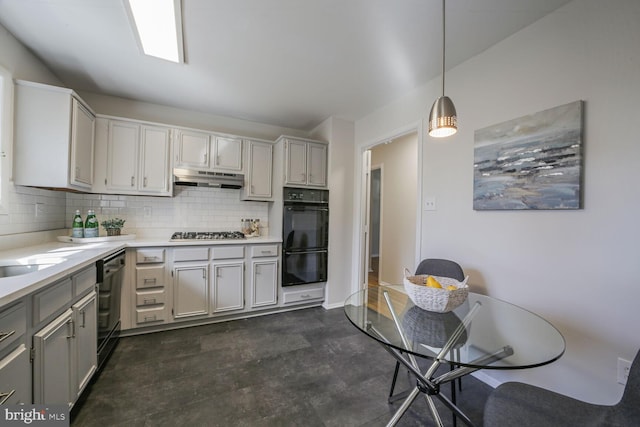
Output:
0 241 125 307
0 235 282 308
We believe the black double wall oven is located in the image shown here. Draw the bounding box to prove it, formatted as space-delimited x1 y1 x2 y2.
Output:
282 187 329 286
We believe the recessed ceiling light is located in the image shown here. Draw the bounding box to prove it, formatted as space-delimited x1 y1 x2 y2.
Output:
125 0 184 63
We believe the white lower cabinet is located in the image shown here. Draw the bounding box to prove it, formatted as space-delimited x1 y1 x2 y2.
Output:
0 344 30 405
211 262 244 313
33 291 97 408
249 245 279 308
33 309 74 406
73 292 97 400
173 265 208 319
251 260 278 308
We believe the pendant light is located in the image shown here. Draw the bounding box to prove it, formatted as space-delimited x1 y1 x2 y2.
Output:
428 0 457 138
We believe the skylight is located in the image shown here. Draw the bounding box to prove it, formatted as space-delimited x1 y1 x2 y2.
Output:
126 0 184 63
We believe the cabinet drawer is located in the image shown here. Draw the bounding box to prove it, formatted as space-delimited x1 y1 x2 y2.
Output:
251 245 279 258
136 290 165 307
0 302 26 354
74 265 96 296
136 307 166 324
211 246 244 260
136 266 165 289
174 247 209 262
136 249 165 264
32 278 73 324
282 287 324 305
0 344 30 405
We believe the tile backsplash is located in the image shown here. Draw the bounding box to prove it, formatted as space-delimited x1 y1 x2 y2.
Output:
66 186 269 237
0 183 269 240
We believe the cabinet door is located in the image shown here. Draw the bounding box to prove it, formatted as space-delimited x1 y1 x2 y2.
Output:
173 265 208 319
73 291 97 399
244 140 273 199
140 125 171 194
33 309 74 406
285 139 308 185
212 136 242 171
176 130 209 168
307 142 328 187
0 344 30 405
211 262 244 313
251 260 278 308
70 98 95 188
107 121 139 191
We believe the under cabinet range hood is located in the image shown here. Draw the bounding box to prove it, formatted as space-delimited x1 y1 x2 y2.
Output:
173 168 244 189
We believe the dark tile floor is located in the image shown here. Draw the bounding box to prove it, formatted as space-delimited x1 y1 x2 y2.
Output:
71 307 492 426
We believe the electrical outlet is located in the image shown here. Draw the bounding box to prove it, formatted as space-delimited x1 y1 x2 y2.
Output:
34 203 44 217
424 197 437 211
618 357 632 385
143 206 152 218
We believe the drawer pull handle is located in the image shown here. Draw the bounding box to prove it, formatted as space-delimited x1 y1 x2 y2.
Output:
143 298 156 305
143 315 157 322
300 294 311 299
0 390 16 405
261 250 271 254
0 330 15 343
143 256 158 262
143 278 157 283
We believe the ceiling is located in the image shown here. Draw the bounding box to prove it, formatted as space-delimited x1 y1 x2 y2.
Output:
0 0 571 131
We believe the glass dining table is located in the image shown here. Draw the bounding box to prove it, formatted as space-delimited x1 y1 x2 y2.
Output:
344 285 565 427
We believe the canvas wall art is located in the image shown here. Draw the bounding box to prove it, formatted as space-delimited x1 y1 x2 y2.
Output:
473 101 584 210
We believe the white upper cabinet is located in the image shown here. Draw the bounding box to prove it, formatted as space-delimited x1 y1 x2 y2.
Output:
14 80 95 191
242 139 273 201
281 137 328 188
175 129 209 169
212 136 243 171
175 130 243 172
94 117 172 196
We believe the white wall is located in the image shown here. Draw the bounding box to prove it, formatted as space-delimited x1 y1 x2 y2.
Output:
0 23 68 236
311 117 355 308
355 0 640 404
371 133 417 285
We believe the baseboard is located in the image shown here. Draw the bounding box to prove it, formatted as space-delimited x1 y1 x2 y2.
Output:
471 370 502 389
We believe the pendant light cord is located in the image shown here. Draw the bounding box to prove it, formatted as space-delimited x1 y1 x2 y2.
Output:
441 0 446 97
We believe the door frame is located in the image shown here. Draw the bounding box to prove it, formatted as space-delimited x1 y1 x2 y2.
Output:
352 120 424 293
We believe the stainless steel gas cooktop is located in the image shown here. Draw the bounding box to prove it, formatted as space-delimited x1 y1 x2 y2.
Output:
170 231 246 241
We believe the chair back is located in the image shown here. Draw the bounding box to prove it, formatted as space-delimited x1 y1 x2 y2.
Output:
415 258 464 281
617 350 640 418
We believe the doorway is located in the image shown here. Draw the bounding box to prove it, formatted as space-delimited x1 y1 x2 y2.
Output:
368 167 381 286
363 132 419 288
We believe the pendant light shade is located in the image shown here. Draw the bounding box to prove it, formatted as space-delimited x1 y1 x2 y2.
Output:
428 0 457 138
428 96 457 137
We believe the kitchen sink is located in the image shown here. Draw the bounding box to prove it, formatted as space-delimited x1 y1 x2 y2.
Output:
0 264 54 278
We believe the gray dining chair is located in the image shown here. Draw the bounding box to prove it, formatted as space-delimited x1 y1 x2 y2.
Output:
389 259 466 408
483 350 640 426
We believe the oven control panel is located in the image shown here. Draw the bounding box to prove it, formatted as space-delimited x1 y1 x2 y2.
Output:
283 187 329 204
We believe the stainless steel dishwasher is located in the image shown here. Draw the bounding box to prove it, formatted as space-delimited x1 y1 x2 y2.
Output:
96 249 125 371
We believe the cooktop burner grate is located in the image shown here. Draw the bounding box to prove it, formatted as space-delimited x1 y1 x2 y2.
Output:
170 231 246 241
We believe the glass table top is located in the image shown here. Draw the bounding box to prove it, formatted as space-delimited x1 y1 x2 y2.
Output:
344 286 565 370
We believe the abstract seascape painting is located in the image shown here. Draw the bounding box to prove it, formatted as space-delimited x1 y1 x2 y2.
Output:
473 101 583 210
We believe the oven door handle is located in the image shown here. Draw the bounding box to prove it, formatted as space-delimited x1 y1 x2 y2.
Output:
285 206 329 212
284 250 328 255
